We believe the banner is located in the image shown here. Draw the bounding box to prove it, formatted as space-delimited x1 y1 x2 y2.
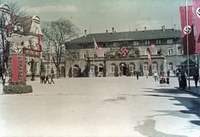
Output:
193 0 200 53
38 34 42 51
119 47 128 57
93 37 104 57
147 48 152 65
179 6 195 55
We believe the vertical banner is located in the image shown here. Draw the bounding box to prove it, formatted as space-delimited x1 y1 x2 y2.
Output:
147 48 152 65
11 55 19 82
38 34 42 51
179 6 195 55
21 55 26 81
193 0 200 53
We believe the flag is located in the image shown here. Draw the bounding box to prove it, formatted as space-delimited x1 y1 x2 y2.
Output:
93 37 98 54
97 47 105 57
147 48 152 65
119 47 128 56
179 6 195 55
149 44 157 55
93 37 104 57
38 34 42 51
193 0 200 53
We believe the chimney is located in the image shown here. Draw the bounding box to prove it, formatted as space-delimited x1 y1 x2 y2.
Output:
161 25 165 31
112 27 115 33
173 24 176 30
106 30 108 33
144 26 146 31
84 30 87 37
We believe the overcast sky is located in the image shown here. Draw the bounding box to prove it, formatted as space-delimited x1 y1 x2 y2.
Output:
3 0 193 35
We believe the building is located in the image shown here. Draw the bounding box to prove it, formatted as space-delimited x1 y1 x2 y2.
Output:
0 4 43 79
65 26 188 78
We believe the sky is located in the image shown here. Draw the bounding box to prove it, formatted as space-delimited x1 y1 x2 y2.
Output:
2 0 193 36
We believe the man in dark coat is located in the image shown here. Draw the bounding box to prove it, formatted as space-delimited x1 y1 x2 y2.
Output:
193 72 199 88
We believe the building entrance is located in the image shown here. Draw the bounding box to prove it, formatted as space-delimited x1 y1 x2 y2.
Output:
120 63 127 76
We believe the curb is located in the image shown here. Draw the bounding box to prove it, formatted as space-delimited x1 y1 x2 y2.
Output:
176 87 200 97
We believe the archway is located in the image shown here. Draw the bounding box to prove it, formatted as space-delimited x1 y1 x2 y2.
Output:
61 66 66 77
73 65 81 77
120 62 127 76
98 63 104 77
129 63 135 76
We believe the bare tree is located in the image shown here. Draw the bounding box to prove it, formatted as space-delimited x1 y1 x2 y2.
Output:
7 1 27 25
42 18 80 77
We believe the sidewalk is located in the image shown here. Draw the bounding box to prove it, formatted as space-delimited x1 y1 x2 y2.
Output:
170 76 200 96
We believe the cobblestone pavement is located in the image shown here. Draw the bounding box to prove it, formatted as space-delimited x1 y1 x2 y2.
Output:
0 76 199 137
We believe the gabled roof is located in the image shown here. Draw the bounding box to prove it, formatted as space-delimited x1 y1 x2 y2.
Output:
70 29 181 44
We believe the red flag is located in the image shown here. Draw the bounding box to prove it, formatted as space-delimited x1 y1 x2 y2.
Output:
119 47 128 56
147 48 152 65
193 0 200 53
149 44 157 55
38 34 42 51
179 6 195 55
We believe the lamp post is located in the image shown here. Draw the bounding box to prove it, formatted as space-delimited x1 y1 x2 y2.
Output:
186 0 190 90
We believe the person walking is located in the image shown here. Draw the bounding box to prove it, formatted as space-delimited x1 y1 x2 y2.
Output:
44 73 50 84
193 72 199 88
153 72 158 81
136 71 140 80
50 69 55 84
40 72 45 83
181 72 187 89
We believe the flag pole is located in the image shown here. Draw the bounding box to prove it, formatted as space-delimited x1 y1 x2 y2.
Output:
186 0 190 90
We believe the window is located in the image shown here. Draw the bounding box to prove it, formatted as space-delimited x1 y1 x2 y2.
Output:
133 41 139 46
156 40 161 45
167 39 173 44
145 40 150 45
168 63 173 71
152 63 157 72
177 47 182 55
110 64 116 73
143 64 148 72
129 64 135 72
90 65 94 73
168 49 173 55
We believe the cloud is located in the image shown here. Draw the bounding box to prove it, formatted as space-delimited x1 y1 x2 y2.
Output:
24 4 77 14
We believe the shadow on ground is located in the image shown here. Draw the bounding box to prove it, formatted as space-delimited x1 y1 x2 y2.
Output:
143 88 200 126
134 119 187 137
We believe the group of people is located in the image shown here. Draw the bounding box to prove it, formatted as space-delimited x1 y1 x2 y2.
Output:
153 71 170 86
40 71 55 84
178 70 199 89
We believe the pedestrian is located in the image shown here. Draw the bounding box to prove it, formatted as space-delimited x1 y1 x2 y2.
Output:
178 73 181 88
44 74 50 84
153 72 158 81
40 72 45 83
167 70 170 77
136 71 139 80
181 72 187 89
166 76 170 85
2 72 5 86
50 69 55 84
193 72 199 88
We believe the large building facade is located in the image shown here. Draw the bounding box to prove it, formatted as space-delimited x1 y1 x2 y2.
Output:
0 4 43 79
65 26 191 78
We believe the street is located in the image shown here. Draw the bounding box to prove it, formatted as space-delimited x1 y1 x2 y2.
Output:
0 76 200 137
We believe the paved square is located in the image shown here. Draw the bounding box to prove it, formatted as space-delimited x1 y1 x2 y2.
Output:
0 77 199 137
